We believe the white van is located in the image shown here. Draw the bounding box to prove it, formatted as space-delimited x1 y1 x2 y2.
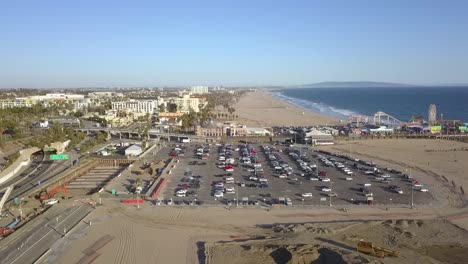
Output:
43 198 58 206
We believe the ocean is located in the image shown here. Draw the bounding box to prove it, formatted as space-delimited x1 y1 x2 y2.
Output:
272 87 468 123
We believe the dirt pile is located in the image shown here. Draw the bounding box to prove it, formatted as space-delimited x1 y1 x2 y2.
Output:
273 223 335 235
208 242 381 264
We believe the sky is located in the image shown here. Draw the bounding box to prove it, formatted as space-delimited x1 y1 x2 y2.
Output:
1 0 468 88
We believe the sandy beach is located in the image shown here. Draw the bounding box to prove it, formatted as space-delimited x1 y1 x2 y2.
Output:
48 201 468 264
234 90 341 127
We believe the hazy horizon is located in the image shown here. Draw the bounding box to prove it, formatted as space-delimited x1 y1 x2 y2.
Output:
1 0 468 88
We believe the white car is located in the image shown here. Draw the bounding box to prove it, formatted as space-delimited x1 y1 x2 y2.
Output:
175 193 186 197
321 178 331 182
419 188 429 192
413 184 423 188
226 168 234 172
214 191 224 198
363 183 372 187
225 187 235 193
364 171 374 174
321 188 331 192
176 189 187 194
278 174 288 179
301 193 313 197
345 177 353 181
215 183 224 188
309 177 319 181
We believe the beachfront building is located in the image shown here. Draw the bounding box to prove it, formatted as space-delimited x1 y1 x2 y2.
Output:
196 122 224 137
191 86 209 94
306 129 335 145
111 99 158 114
196 122 270 137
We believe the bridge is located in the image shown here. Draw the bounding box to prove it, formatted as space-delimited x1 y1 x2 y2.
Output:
75 128 214 142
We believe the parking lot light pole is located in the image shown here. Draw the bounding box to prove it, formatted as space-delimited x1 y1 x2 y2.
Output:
411 184 414 209
236 185 239 206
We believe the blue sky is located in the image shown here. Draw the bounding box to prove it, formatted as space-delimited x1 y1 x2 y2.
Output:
1 0 468 88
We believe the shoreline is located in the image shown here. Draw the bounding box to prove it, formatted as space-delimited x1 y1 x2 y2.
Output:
234 90 342 127
269 90 353 120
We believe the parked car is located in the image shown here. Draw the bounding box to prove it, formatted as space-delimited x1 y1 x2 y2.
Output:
301 193 313 197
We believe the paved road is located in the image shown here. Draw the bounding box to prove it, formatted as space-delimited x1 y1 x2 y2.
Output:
0 204 92 264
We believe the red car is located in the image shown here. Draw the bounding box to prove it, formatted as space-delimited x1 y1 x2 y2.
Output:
319 171 328 177
169 153 177 157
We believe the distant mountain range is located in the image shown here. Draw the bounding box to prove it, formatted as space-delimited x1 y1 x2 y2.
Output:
295 81 413 88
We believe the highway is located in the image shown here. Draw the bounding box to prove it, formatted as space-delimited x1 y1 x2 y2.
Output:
0 204 92 264
0 148 86 203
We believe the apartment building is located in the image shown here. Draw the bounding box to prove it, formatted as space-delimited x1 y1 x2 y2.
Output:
191 86 209 94
111 99 158 114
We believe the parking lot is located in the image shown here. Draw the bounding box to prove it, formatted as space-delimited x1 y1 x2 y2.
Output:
158 142 433 207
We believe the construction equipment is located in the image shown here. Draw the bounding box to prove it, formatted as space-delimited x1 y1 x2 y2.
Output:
38 185 68 200
357 241 400 258
0 227 14 237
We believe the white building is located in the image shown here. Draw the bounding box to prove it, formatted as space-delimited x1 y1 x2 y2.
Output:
305 129 335 145
191 86 209 94
125 144 143 156
73 98 91 111
246 127 272 136
112 99 158 114
0 100 32 109
88 92 124 98
173 95 202 113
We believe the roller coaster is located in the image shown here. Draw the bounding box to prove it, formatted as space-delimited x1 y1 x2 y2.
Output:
349 111 403 127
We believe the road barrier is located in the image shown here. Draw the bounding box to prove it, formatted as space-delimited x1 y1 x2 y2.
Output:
150 178 167 199
121 199 144 204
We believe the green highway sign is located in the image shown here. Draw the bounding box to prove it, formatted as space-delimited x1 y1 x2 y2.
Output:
50 154 69 160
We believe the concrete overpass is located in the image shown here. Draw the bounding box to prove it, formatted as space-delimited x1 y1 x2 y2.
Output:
75 128 215 142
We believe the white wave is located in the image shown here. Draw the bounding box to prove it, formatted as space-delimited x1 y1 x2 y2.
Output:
271 92 357 119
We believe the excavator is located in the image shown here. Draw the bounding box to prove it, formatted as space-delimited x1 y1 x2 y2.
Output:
38 185 68 200
357 241 400 258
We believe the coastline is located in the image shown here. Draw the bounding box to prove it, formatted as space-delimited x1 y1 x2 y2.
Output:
234 90 341 127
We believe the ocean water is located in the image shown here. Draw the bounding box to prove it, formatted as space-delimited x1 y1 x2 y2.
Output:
273 87 468 123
